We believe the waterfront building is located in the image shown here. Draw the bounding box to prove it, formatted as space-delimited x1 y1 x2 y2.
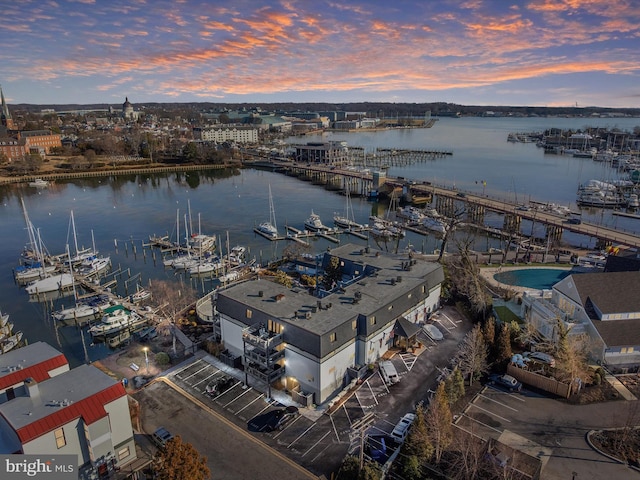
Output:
294 141 349 165
0 342 137 477
215 244 444 405
193 125 258 144
18 130 62 155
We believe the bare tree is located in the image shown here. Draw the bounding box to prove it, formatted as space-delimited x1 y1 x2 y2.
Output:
437 207 466 263
455 324 489 386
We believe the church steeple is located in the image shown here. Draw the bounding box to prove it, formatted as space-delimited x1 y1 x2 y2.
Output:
0 85 15 130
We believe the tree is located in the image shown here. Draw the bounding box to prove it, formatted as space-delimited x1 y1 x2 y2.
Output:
425 382 453 464
553 317 591 389
482 317 496 351
338 455 381 480
274 270 292 288
322 255 342 290
153 435 210 480
455 324 489 386
495 323 513 364
437 206 465 263
403 404 433 459
445 367 465 405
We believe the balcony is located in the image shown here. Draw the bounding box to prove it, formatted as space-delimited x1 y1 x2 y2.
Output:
246 362 286 383
245 346 285 366
242 325 283 351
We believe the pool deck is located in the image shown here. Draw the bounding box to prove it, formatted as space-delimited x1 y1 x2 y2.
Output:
479 264 574 294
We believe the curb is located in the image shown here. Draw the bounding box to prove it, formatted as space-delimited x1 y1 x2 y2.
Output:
586 429 640 473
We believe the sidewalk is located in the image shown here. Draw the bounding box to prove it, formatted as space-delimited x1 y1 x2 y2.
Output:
604 374 638 401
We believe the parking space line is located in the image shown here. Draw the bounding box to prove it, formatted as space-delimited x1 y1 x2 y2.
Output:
172 359 205 378
460 412 502 433
477 393 519 411
273 415 302 439
310 443 335 463
341 404 352 425
329 414 340 442
192 370 222 388
467 403 511 422
301 431 332 457
439 312 461 327
485 386 526 402
287 422 318 449
182 364 209 382
222 385 253 408
234 394 265 415
366 379 379 404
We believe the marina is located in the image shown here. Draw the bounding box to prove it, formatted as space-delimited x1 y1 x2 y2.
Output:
1 116 640 368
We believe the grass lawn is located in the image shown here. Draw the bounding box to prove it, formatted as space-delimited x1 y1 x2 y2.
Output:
494 305 522 324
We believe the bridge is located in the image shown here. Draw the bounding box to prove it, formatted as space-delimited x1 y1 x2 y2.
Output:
253 160 640 250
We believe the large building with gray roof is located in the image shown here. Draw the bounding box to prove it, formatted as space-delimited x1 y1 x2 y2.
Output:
215 244 444 404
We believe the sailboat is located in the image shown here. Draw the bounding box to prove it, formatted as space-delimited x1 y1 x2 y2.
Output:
334 190 362 229
67 210 96 265
256 184 278 238
26 244 74 296
14 198 57 284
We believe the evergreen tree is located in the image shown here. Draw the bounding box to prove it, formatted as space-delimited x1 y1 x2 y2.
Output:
495 323 513 363
426 382 453 464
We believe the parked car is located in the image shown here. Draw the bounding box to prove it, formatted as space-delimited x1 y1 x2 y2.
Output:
390 413 416 443
488 374 522 392
423 323 444 341
205 376 235 396
524 351 556 367
151 427 174 448
265 405 300 432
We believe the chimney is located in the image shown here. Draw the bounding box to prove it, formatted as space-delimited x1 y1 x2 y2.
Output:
24 378 40 399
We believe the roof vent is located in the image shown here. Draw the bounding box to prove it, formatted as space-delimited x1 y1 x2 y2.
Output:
258 290 264 297
397 276 402 283
305 312 312 319
390 278 396 285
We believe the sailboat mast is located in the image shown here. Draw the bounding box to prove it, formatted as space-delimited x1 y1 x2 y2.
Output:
70 211 80 258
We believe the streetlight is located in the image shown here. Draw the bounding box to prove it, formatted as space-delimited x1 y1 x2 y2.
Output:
143 347 149 374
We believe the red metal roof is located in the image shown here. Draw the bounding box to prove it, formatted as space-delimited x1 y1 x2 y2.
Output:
0 354 68 391
16 382 126 444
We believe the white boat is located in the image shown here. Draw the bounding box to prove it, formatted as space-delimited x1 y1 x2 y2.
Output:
66 211 97 265
107 330 131 348
422 216 447 234
256 184 278 238
88 305 145 337
0 311 9 328
228 245 247 265
334 190 362 229
77 255 111 277
1 331 23 353
304 210 330 232
188 258 222 275
14 263 57 284
28 179 49 188
26 272 74 295
577 180 625 207
0 322 13 337
189 233 216 252
218 270 240 284
52 294 112 324
130 286 152 303
397 206 425 223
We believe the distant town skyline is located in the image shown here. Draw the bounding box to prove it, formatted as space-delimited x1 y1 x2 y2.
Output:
2 1 639 108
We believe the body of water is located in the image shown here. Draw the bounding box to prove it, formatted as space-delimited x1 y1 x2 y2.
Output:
2 116 640 366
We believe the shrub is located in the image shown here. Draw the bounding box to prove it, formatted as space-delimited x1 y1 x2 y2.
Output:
155 351 170 366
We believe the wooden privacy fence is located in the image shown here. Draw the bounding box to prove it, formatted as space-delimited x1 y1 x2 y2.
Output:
507 364 572 398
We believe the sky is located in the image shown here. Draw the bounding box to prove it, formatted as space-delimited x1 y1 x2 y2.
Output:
1 0 639 108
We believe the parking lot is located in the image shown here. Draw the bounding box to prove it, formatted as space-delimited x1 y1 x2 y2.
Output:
135 306 473 478
453 382 638 480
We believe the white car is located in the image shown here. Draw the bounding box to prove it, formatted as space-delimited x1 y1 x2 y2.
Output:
423 323 444 341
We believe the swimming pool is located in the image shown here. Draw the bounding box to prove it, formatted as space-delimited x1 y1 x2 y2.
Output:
493 268 571 290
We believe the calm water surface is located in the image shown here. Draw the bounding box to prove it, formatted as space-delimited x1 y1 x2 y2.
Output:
3 116 640 365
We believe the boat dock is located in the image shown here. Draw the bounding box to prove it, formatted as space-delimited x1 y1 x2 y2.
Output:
612 211 640 220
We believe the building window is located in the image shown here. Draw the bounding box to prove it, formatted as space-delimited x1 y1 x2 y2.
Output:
329 332 337 343
268 319 283 334
6 387 15 401
55 428 66 448
622 347 634 354
118 446 131 461
352 319 357 330
369 316 376 326
246 309 252 319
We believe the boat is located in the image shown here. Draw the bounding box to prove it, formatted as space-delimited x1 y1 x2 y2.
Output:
28 179 49 188
1 331 23 353
0 321 13 337
77 255 111 277
107 330 131 348
137 325 157 342
422 216 447 234
0 310 9 328
334 190 363 229
25 272 74 295
397 206 425 223
52 294 112 324
256 184 279 238
304 210 330 232
228 245 247 265
576 180 625 208
14 262 57 284
88 305 146 337
130 286 152 303
66 211 97 265
188 257 222 275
